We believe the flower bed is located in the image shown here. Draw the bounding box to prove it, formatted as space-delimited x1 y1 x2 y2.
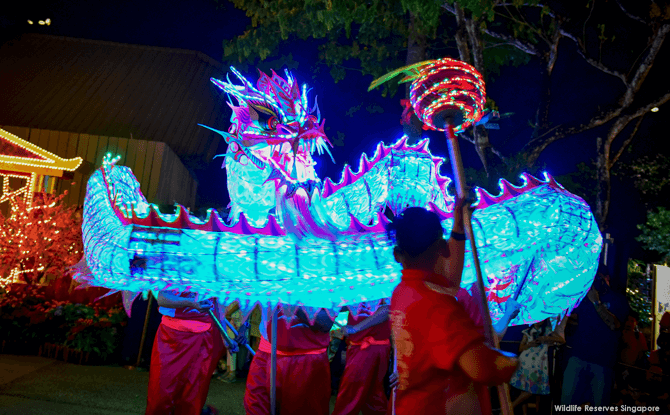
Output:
0 283 127 365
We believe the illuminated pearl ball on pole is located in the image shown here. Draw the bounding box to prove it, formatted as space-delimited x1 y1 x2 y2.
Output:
409 58 486 132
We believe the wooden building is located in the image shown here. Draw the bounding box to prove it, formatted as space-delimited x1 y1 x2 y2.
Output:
0 33 229 209
0 126 195 211
0 127 82 216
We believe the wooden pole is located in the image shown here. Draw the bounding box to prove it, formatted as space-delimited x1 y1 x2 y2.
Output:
391 347 397 415
444 124 513 415
135 292 153 368
270 306 278 415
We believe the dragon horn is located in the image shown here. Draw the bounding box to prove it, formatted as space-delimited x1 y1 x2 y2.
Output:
313 96 321 123
198 124 235 144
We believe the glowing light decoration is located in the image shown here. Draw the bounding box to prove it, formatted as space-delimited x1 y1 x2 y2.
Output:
409 58 486 132
0 128 83 212
75 67 601 325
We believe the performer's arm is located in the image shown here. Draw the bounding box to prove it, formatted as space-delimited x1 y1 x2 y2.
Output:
156 291 211 311
342 305 389 335
458 343 519 386
587 287 621 330
492 299 521 339
446 197 467 284
431 299 517 386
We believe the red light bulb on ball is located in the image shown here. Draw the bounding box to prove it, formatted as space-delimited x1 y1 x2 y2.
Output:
409 58 486 132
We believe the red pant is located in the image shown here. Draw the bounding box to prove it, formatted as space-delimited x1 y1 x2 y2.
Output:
332 343 391 415
145 322 224 415
244 350 331 415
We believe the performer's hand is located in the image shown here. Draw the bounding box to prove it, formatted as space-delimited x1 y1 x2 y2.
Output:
586 287 600 304
505 299 522 319
453 195 469 213
453 190 475 211
341 325 357 336
389 371 399 389
234 321 250 346
225 338 240 354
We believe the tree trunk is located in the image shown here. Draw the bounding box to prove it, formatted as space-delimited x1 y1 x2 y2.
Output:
403 12 427 145
454 4 502 182
595 136 610 232
532 28 560 143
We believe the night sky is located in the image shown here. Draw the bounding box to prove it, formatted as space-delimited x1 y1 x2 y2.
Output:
3 0 667 262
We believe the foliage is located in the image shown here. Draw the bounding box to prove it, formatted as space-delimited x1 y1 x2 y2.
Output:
0 284 54 344
0 192 83 285
51 303 127 359
0 283 127 360
553 162 598 207
223 0 453 95
626 259 653 328
637 207 670 264
624 154 670 205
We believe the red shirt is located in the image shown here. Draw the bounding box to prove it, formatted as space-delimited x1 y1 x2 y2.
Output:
390 269 489 415
457 288 485 335
262 309 331 352
158 291 214 323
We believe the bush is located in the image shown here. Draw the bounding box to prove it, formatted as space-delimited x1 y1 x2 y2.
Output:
0 283 127 361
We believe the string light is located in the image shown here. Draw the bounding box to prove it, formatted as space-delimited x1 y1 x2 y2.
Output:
1 128 84 285
409 58 486 133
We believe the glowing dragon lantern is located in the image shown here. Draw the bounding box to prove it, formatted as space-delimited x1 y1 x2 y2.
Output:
202 68 332 229
76 66 602 331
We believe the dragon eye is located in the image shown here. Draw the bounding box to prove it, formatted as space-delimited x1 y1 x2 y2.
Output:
248 102 280 131
267 116 278 130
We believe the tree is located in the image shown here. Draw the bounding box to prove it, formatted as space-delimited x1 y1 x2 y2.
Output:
626 259 653 328
0 192 83 286
442 1 670 230
223 0 670 230
624 154 670 208
636 207 670 264
619 153 670 262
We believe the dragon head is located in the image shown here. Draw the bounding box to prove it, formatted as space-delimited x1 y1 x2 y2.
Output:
206 67 333 182
201 68 334 227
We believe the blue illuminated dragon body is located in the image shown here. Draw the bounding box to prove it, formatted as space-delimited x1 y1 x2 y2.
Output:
77 69 602 325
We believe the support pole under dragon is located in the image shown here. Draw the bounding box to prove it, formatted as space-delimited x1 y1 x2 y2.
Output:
207 309 256 356
444 122 513 415
270 307 278 415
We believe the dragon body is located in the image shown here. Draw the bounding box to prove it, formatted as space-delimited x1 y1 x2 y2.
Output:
77 69 602 325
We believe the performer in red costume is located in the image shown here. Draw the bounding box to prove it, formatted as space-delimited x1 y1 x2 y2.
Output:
145 291 241 415
244 305 334 415
332 302 391 415
388 200 519 415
